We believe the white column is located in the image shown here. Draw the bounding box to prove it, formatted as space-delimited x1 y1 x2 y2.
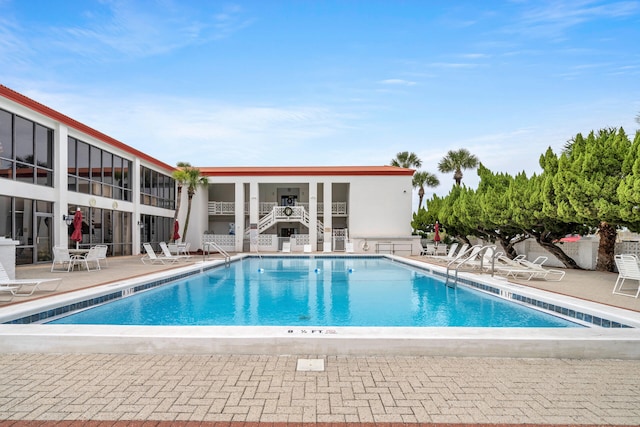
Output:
132 157 142 254
54 124 69 247
234 182 245 252
323 181 333 249
309 180 317 251
249 181 259 252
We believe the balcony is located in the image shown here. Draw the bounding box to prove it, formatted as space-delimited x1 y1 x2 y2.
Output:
208 201 348 216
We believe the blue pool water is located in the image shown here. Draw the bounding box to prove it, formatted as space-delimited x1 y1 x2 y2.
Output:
50 257 581 327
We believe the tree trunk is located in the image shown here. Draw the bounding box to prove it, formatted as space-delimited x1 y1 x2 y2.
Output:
501 235 529 259
173 185 183 243
182 193 193 243
596 221 616 272
535 236 582 269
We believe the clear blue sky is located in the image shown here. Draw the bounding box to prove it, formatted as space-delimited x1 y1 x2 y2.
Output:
1 0 639 206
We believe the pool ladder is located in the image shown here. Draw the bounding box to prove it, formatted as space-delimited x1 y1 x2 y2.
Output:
445 245 497 288
203 241 231 267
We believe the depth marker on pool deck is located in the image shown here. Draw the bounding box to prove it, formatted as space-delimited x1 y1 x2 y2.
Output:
296 358 325 371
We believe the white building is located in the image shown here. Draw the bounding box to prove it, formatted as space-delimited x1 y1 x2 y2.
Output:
0 84 418 266
191 166 417 253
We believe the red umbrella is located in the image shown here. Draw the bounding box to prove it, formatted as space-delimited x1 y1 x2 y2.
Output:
173 220 180 241
434 221 441 244
70 209 83 248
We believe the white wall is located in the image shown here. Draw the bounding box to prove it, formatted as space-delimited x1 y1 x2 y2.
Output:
348 175 413 238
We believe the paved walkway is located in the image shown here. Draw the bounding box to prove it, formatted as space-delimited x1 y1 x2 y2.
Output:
0 354 639 425
1 255 640 425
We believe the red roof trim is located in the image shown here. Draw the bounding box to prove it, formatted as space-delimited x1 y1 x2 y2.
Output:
199 166 415 177
0 84 175 173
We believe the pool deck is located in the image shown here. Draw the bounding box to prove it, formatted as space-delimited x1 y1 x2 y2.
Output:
0 254 639 425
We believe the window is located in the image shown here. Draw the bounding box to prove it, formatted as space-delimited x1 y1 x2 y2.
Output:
0 108 54 186
140 166 176 209
67 136 132 201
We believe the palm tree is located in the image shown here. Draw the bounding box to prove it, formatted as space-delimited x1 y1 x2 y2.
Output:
390 151 422 169
413 171 440 209
438 148 479 186
172 162 208 243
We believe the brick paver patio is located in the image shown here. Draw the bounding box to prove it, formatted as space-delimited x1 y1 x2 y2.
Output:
0 354 639 425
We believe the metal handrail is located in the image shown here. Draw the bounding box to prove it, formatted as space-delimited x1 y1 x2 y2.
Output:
445 245 497 288
203 241 231 267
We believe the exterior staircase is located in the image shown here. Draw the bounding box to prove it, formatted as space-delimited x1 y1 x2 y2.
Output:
247 206 323 235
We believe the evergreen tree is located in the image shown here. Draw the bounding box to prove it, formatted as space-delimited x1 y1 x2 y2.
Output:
551 128 633 271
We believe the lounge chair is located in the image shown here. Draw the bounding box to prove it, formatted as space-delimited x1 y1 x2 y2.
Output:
0 285 17 302
345 241 354 253
447 244 481 267
464 246 501 271
160 242 191 261
501 256 565 281
303 244 312 253
0 261 62 297
323 242 332 253
613 254 640 298
430 243 466 262
141 243 179 265
51 246 87 272
282 241 291 253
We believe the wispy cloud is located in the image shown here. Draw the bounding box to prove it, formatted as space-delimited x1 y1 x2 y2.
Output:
26 88 353 166
14 1 254 61
378 79 417 86
509 0 640 39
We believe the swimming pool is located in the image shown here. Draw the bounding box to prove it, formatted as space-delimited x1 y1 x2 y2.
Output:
1 254 640 357
50 256 580 327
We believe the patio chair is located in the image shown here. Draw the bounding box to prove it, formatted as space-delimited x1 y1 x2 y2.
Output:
141 243 179 265
1 261 62 296
420 243 436 256
434 244 448 256
159 242 191 261
51 246 87 272
613 254 640 298
95 245 108 267
83 246 102 271
282 241 291 253
303 244 312 253
345 241 354 253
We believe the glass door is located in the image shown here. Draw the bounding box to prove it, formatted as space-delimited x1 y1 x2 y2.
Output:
35 213 53 262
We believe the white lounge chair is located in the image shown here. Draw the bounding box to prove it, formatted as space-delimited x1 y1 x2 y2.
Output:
430 243 466 262
1 261 61 297
141 243 179 265
501 256 565 281
51 246 87 272
447 245 483 269
160 242 191 261
0 285 18 302
613 254 640 298
303 244 312 253
282 241 291 253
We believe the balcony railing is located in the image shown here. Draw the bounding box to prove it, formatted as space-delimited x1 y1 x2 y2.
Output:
208 201 348 216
